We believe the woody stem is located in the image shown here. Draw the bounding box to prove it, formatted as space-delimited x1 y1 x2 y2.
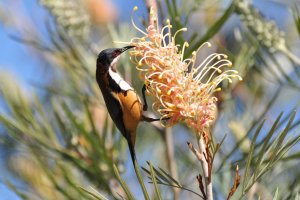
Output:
197 134 213 200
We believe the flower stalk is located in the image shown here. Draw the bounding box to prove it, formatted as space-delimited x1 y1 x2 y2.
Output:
198 135 213 200
188 137 213 200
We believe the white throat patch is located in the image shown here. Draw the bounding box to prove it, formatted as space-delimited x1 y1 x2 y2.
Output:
108 67 133 91
111 55 121 69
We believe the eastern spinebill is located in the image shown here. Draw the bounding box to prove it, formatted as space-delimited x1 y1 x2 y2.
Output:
96 46 159 164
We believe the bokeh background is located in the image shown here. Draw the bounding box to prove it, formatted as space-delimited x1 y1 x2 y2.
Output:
0 0 300 199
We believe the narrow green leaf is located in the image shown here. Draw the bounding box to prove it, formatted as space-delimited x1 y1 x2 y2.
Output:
269 112 296 164
141 166 151 174
84 99 97 134
158 167 181 187
254 112 283 178
146 162 172 185
78 186 108 200
281 151 300 161
273 134 300 165
113 164 135 200
149 163 163 200
267 52 298 88
133 159 150 200
142 167 164 184
157 183 203 198
213 134 227 160
52 103 68 136
273 188 279 200
33 95 57 144
293 6 300 36
295 192 299 200
60 101 86 133
255 50 284 86
242 119 265 194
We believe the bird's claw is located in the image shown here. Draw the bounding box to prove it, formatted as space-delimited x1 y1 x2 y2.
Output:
143 105 148 111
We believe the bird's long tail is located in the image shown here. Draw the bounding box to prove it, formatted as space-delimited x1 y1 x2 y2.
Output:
126 132 150 199
127 138 137 166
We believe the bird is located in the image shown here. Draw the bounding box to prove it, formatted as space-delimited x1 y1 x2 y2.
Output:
96 46 160 164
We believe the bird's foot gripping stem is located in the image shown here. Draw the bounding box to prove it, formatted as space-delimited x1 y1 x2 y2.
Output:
142 84 148 111
143 105 148 111
141 115 170 123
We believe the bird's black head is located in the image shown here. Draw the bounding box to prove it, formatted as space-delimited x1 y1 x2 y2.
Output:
96 46 135 72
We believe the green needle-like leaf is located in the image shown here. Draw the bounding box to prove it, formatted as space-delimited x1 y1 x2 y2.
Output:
149 163 163 200
273 188 279 200
78 187 109 200
133 159 150 200
242 119 265 194
113 164 135 200
254 112 283 177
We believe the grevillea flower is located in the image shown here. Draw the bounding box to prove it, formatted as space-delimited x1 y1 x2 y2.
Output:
127 7 242 133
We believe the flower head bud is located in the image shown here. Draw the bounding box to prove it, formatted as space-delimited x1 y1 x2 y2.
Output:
235 0 286 52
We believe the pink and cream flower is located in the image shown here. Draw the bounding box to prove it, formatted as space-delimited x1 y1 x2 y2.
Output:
128 7 242 133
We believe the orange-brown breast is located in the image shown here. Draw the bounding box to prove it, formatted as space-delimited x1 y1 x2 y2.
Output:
118 90 143 146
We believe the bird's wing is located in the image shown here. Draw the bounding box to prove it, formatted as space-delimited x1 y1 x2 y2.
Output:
117 90 142 133
104 91 127 135
104 91 137 163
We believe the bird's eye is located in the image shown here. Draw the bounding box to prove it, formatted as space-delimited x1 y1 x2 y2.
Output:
112 51 120 58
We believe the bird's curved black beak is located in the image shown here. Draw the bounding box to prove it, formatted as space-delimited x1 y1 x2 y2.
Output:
120 45 135 53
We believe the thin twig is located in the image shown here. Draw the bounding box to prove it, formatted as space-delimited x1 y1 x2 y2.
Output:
187 142 203 161
279 46 300 66
226 165 241 200
188 139 213 200
197 174 207 199
197 136 213 200
157 183 203 198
